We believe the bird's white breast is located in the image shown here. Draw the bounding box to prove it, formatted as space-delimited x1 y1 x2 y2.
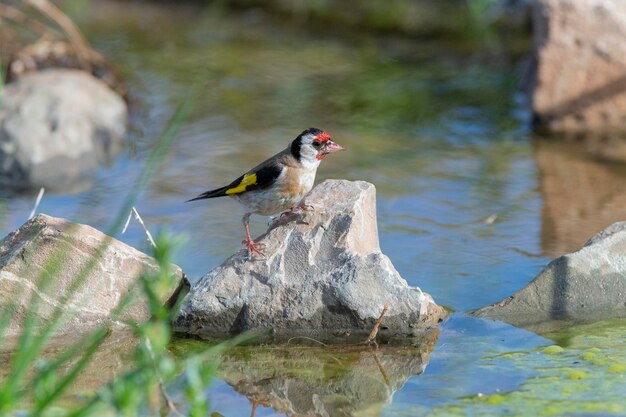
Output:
298 167 316 192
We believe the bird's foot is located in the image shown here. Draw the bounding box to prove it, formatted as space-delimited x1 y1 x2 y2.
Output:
294 203 314 213
280 203 314 219
289 203 314 224
242 238 265 258
269 204 314 227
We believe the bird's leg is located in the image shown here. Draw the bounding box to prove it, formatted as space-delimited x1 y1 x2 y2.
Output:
241 213 265 258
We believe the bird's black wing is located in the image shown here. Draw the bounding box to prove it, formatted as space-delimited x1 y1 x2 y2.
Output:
186 163 283 202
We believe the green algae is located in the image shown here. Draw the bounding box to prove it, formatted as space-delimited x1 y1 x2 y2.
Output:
567 370 588 380
580 349 598 360
381 318 626 417
542 345 564 355
484 394 504 405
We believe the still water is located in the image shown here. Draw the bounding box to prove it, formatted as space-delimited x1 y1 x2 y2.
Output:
2 1 626 415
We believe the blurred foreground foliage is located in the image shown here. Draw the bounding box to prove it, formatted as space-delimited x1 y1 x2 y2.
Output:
0 231 239 417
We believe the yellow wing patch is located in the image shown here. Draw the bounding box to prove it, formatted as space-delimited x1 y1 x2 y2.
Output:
225 173 257 195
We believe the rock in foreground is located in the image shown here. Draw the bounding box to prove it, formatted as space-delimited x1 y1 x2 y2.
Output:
474 221 626 328
0 214 187 337
0 69 127 190
531 0 626 132
174 180 446 339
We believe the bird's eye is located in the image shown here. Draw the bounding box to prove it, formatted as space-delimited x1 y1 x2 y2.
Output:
312 141 322 148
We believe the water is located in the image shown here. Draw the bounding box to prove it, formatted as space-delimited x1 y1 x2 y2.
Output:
2 1 626 415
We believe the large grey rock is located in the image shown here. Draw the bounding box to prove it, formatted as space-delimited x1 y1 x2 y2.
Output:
0 214 188 337
474 221 626 327
0 69 127 190
531 0 626 132
174 180 446 339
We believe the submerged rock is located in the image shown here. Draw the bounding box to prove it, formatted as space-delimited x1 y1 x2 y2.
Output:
531 0 626 132
0 214 188 337
0 69 127 190
174 180 446 339
474 221 626 328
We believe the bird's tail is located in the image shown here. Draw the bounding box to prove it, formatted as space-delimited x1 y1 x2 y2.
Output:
185 185 230 202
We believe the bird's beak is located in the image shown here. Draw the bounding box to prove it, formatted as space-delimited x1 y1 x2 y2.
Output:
325 140 345 153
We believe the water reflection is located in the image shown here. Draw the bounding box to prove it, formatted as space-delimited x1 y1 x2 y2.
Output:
213 330 439 417
0 330 136 407
535 137 626 258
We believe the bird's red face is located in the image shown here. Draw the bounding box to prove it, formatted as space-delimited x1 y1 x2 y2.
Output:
312 131 344 160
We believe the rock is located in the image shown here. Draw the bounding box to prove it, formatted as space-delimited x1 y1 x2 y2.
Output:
174 180 446 339
0 214 188 337
474 221 626 328
0 69 127 190
531 0 626 132
216 329 439 417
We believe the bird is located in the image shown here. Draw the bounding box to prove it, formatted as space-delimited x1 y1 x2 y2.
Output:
187 128 344 257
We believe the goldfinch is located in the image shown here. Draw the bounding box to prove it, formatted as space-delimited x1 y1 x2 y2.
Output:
187 128 344 257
